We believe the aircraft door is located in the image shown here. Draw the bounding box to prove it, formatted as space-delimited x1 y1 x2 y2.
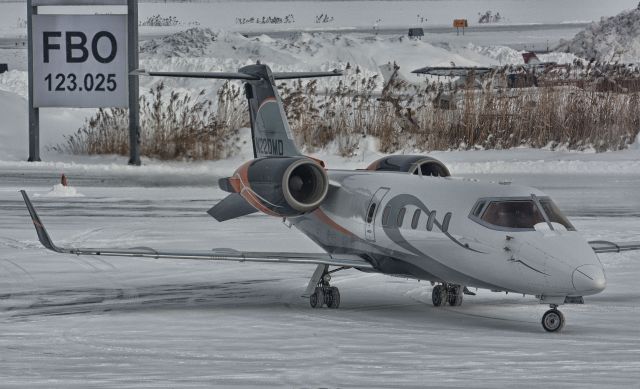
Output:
365 187 390 241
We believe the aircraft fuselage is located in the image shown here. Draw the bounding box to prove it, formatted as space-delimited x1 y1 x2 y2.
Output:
292 170 606 300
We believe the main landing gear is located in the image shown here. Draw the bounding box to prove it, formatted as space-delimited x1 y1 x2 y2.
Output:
308 266 343 309
541 305 565 332
432 283 464 307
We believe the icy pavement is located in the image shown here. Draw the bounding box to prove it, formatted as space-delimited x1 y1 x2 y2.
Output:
0 162 639 387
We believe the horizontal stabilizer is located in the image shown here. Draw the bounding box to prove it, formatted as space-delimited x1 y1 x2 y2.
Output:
272 70 342 80
133 69 260 80
207 193 257 222
133 68 342 81
412 66 492 77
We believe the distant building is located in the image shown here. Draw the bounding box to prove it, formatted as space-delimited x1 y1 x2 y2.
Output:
408 28 424 39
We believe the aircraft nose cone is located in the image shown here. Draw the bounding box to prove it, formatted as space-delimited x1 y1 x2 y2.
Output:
572 265 606 294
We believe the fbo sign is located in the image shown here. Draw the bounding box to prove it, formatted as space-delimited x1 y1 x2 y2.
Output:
32 14 128 107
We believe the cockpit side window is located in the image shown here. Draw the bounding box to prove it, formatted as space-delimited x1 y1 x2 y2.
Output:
539 199 576 231
472 201 486 217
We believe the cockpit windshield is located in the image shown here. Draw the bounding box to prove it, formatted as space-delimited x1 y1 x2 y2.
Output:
471 197 575 231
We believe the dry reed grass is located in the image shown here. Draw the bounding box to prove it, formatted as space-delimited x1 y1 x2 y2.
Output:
58 64 640 160
54 81 246 160
280 65 640 155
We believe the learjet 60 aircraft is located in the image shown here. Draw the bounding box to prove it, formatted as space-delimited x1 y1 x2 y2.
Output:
21 63 640 332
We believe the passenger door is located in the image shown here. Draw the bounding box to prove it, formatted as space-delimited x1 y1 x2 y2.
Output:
365 187 390 241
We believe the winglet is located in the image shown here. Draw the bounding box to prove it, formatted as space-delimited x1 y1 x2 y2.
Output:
20 190 61 253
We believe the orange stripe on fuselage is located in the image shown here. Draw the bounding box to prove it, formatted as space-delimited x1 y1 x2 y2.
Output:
312 209 356 238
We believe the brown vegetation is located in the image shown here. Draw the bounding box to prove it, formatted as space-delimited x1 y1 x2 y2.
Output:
53 81 246 160
58 63 640 160
280 65 640 156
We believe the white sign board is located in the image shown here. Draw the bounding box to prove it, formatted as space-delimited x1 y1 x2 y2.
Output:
32 14 128 108
33 0 126 5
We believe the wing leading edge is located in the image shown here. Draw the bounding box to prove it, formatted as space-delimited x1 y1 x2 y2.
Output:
19 191 372 269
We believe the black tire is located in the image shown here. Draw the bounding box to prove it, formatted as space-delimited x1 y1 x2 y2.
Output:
310 288 325 308
448 286 463 306
432 285 448 307
326 287 341 309
542 309 565 332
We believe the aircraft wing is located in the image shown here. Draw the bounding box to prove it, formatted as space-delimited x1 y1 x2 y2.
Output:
20 191 373 269
412 66 493 77
589 240 640 253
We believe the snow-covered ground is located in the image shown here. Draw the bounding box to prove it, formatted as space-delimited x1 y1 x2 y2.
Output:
1 2 640 383
1 150 639 387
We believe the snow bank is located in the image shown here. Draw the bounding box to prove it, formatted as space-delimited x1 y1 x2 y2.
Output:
464 43 580 65
556 4 640 62
0 90 27 160
35 183 84 198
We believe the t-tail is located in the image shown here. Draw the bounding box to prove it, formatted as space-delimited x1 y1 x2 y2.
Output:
134 64 342 158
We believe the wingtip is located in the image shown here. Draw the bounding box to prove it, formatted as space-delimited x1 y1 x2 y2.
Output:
129 68 147 76
20 189 60 252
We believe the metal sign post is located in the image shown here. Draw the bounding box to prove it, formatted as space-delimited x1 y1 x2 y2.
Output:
27 0 140 165
127 0 140 165
27 0 39 162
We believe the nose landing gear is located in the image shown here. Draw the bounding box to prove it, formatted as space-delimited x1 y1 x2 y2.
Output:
542 305 565 332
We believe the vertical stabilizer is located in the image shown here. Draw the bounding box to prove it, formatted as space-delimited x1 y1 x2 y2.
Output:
137 64 342 158
240 64 301 158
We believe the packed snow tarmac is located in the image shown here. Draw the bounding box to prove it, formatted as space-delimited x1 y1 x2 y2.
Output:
1 150 639 387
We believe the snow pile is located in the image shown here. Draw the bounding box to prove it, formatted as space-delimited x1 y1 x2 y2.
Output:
36 183 84 198
556 5 640 62
0 69 28 97
140 28 218 57
0 90 27 160
465 43 580 66
140 29 489 86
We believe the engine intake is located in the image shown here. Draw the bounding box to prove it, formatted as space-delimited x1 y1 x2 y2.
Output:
366 155 450 177
223 157 329 217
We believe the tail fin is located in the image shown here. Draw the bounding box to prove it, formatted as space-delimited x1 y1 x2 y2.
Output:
379 62 411 87
522 52 540 65
136 65 342 158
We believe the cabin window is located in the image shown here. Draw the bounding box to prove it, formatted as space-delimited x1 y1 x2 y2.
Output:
381 206 391 226
411 209 421 229
366 203 377 224
396 207 406 227
426 210 436 231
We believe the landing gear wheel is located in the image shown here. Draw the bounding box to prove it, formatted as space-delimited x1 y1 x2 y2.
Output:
448 285 463 306
326 287 341 309
542 309 565 332
310 288 325 308
432 284 448 307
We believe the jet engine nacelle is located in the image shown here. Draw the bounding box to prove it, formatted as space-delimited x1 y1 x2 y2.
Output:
366 155 450 177
222 157 329 217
